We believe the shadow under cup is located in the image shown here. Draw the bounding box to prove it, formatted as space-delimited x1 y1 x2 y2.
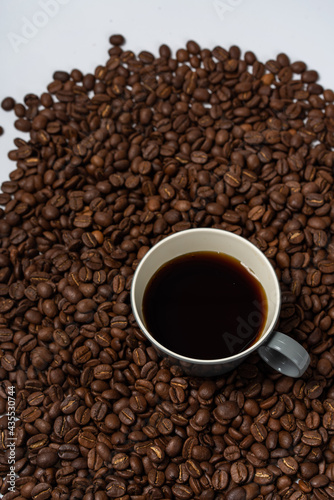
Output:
131 228 281 377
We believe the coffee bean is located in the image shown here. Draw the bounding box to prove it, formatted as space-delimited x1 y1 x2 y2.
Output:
226 486 246 500
214 401 240 422
93 364 113 380
231 461 248 484
310 475 329 489
254 468 274 485
58 443 79 460
78 430 96 449
36 447 59 468
96 442 112 462
106 478 127 497
172 484 193 499
31 483 52 500
112 452 130 470
1 96 15 111
109 34 125 46
133 347 147 366
302 430 322 446
119 407 136 426
251 442 269 460
60 394 80 414
300 462 319 480
323 412 334 430
251 422 268 442
166 435 183 457
278 456 299 475
90 401 108 421
198 381 216 400
148 469 165 487
212 470 229 490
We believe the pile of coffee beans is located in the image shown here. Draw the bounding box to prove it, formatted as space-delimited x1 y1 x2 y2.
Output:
0 34 334 499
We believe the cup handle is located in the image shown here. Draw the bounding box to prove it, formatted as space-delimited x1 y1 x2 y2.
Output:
258 331 310 378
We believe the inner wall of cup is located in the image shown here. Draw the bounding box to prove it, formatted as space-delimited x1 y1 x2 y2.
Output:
133 229 280 340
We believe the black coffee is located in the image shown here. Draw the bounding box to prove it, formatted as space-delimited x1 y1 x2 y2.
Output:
142 251 268 360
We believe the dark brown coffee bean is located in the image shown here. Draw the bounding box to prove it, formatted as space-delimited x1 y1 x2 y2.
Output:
166 435 183 457
172 484 193 499
148 469 165 487
60 395 79 414
106 478 127 497
251 442 269 460
302 430 322 447
112 452 130 470
231 461 248 484
96 442 112 462
226 486 246 500
58 444 79 460
1 97 15 111
36 447 59 468
251 422 268 442
109 34 125 46
147 444 165 463
212 470 229 490
300 461 319 480
78 430 96 449
133 347 147 366
90 401 108 421
75 406 90 426
31 483 52 500
224 445 241 461
185 458 202 478
278 456 299 475
93 364 113 380
214 401 239 422
119 407 136 426
310 475 329 488
254 468 274 485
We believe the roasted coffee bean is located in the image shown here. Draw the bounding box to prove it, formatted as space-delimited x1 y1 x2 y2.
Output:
212 470 229 490
1 96 15 111
278 456 299 475
231 461 248 484
166 435 183 457
310 475 329 488
31 483 52 500
226 486 246 500
112 453 130 470
90 401 108 421
93 364 113 380
60 395 80 414
254 468 274 485
58 444 80 460
251 422 268 442
36 447 59 468
148 469 165 487
302 430 322 446
172 484 193 499
106 478 127 497
214 401 240 422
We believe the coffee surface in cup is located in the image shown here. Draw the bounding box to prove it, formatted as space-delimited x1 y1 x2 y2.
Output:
143 251 268 359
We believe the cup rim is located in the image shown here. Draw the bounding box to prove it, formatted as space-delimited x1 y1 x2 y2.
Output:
130 228 281 365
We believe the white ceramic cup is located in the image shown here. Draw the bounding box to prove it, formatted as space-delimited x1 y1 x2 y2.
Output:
130 228 310 377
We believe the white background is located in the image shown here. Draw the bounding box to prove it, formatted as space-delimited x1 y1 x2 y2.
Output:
0 0 334 183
